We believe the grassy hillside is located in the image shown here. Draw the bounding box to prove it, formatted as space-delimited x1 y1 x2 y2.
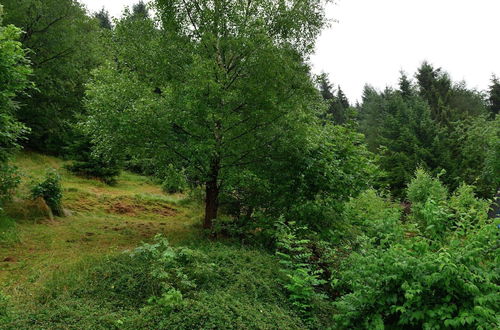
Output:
0 152 319 329
0 152 202 300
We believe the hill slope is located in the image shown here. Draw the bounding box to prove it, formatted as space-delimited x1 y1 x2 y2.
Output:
0 152 202 298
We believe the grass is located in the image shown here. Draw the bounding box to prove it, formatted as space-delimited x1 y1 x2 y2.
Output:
0 151 203 302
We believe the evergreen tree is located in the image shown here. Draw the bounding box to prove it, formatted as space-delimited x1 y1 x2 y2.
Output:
399 71 413 99
132 1 149 18
95 8 112 30
488 75 500 116
316 73 350 125
416 61 452 122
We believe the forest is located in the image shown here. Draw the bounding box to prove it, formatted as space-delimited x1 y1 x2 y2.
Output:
0 0 498 329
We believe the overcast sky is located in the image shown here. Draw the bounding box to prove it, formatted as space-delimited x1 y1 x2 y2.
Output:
81 0 500 102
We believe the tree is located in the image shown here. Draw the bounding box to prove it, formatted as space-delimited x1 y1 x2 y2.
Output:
1 0 102 154
94 8 112 30
488 75 500 117
316 73 350 125
0 5 32 205
85 0 330 229
416 61 452 122
132 1 149 18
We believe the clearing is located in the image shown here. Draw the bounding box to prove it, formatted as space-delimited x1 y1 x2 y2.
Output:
0 152 202 301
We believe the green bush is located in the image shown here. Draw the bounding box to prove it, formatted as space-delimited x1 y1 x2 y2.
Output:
275 221 327 319
160 164 187 194
0 164 20 211
343 188 404 247
407 169 451 240
65 159 120 185
332 222 499 329
30 170 63 216
449 183 489 234
407 168 448 205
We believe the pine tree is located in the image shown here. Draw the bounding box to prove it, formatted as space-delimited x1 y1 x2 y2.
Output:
95 8 112 30
488 75 500 117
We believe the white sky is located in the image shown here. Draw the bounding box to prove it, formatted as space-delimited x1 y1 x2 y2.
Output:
81 0 500 102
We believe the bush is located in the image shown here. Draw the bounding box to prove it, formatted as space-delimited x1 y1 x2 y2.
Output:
343 188 403 247
407 169 451 240
332 222 499 329
275 221 327 319
64 135 120 185
160 164 187 194
449 183 489 234
30 170 63 216
0 163 20 210
66 159 120 185
407 168 448 205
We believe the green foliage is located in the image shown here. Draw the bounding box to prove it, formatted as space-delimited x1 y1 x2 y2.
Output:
160 164 187 194
316 73 352 125
2 0 103 154
0 10 30 210
275 221 326 318
7 237 317 329
449 183 490 234
0 292 11 324
457 116 500 198
221 124 378 234
0 163 20 210
406 169 491 240
30 170 63 216
343 188 403 247
358 65 496 199
64 135 120 185
407 168 448 205
489 75 500 116
406 169 450 239
84 0 330 228
332 223 499 329
330 172 498 329
0 214 19 246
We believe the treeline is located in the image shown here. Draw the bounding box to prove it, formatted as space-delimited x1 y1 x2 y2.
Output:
319 65 499 199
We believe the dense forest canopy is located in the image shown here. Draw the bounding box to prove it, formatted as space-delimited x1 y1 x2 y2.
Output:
0 1 498 328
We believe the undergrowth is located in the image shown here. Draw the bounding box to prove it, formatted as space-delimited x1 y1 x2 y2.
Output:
1 237 334 329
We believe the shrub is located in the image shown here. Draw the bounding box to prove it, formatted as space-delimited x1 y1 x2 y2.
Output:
30 170 63 216
65 159 120 185
407 168 448 205
275 221 327 319
332 222 499 329
407 169 451 240
64 135 120 185
449 183 489 234
0 163 20 210
160 164 187 194
343 188 403 247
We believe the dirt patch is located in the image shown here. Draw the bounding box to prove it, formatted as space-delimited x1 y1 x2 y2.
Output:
3 257 17 262
106 199 177 217
108 201 137 215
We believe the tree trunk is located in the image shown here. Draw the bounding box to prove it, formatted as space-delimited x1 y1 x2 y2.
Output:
204 178 219 229
203 160 220 229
